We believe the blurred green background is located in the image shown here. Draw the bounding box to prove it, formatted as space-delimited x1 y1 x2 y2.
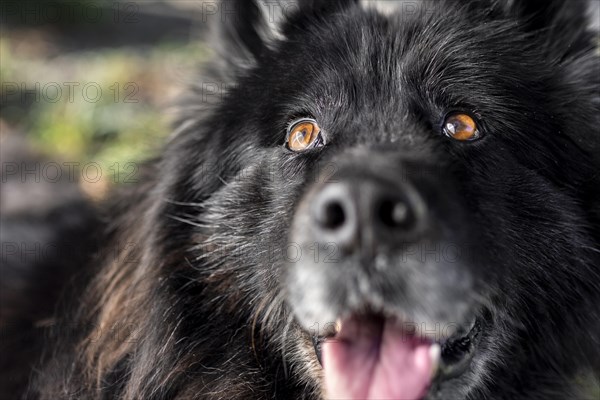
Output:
1 0 210 196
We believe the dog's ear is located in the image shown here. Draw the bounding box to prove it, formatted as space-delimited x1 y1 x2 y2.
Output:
211 0 358 72
209 0 274 71
500 0 599 160
499 0 596 58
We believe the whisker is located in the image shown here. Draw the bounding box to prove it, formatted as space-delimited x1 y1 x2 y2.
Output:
280 313 295 380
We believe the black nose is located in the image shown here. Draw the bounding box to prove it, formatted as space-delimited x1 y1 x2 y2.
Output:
310 179 424 250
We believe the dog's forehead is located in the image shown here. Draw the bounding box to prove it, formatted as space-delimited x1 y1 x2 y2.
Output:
275 4 535 139
308 5 514 88
360 0 436 17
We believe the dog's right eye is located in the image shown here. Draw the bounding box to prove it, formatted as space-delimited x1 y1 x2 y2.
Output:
286 119 324 152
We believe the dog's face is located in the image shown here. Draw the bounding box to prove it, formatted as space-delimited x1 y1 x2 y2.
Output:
165 1 599 399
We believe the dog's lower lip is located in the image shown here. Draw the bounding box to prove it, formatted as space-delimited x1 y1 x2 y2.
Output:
311 314 482 383
435 317 482 382
319 314 441 399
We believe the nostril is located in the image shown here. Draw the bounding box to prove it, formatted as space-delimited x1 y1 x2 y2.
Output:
319 201 346 230
379 199 413 229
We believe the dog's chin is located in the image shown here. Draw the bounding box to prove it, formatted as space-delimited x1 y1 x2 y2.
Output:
309 313 482 400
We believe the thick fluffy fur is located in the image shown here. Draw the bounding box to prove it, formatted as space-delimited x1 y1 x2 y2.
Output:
7 0 600 399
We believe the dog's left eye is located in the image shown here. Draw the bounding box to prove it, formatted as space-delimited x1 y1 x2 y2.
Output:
443 113 481 141
286 119 324 151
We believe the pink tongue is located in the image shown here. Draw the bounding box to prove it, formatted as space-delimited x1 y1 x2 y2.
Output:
322 317 434 400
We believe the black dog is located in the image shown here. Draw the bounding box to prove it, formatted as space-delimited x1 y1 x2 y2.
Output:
6 0 600 399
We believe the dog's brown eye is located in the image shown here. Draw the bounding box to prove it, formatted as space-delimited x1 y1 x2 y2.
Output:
443 113 481 141
286 119 323 151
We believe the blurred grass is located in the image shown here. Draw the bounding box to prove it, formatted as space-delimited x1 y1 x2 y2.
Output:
1 25 209 187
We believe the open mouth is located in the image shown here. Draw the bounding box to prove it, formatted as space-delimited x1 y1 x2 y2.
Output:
312 314 481 400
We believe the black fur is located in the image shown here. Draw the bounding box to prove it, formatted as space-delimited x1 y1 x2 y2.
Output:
4 0 600 399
